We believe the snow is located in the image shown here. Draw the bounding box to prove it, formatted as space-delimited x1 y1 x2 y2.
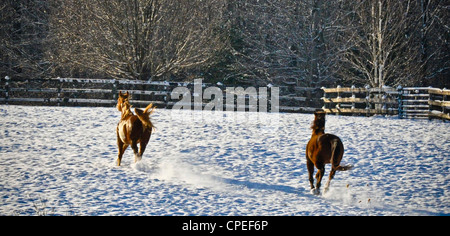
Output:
0 105 448 215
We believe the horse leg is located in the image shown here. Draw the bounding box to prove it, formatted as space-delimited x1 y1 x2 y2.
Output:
131 141 141 163
306 158 315 190
138 140 148 162
117 143 128 166
117 131 128 166
325 139 343 193
325 168 337 193
315 164 325 195
138 131 151 161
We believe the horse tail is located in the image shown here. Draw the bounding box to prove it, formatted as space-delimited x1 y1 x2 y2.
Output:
330 138 353 171
135 103 155 132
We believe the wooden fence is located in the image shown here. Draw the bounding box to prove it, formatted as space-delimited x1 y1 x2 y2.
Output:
2 77 447 120
400 87 450 120
0 77 171 107
322 86 449 120
0 77 323 113
322 85 399 116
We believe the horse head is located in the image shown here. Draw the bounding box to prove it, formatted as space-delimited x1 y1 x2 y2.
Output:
117 91 130 111
311 109 326 134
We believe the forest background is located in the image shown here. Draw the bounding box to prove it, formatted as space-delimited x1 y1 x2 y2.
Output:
1 0 448 88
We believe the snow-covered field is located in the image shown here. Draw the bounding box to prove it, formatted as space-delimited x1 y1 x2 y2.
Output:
0 105 448 215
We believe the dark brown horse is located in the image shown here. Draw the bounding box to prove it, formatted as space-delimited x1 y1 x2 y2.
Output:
306 110 352 195
116 91 155 166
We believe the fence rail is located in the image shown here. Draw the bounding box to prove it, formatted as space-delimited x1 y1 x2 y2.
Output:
322 86 449 120
427 88 450 120
1 77 448 120
321 85 398 116
0 77 323 113
0 77 171 107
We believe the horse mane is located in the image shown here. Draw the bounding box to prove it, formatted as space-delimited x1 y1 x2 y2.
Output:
117 91 134 119
120 101 133 119
311 110 326 134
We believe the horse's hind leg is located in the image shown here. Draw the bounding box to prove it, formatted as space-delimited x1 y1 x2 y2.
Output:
117 143 128 166
138 132 151 161
325 168 336 193
138 141 148 162
315 165 325 195
131 141 141 163
117 132 128 166
325 139 343 192
306 158 315 190
137 131 152 161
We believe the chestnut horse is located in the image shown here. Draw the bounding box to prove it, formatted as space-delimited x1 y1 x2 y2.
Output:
116 91 155 166
306 110 352 195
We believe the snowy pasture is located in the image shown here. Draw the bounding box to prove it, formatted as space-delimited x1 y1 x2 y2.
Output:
0 105 448 215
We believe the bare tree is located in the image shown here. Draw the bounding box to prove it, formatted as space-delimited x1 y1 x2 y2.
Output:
225 0 344 87
0 0 51 79
336 0 424 87
48 0 227 81
1 0 447 87
418 0 449 87
287 0 344 87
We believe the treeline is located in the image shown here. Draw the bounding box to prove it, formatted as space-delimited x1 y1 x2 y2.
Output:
1 0 448 88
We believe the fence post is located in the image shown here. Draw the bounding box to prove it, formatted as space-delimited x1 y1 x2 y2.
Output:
112 80 118 107
397 85 403 119
57 78 63 106
364 85 370 116
321 87 326 110
351 85 356 110
442 89 446 119
5 76 10 105
336 85 341 114
428 87 433 120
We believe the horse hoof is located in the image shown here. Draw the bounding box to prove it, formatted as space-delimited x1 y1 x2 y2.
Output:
134 155 142 163
310 188 320 195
